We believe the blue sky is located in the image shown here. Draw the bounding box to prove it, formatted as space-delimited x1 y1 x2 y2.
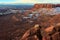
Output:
0 0 60 4
0 0 15 2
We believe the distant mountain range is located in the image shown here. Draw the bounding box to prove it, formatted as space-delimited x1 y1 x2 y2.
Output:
0 4 33 10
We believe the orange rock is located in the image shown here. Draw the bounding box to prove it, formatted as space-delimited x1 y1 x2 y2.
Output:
44 25 54 33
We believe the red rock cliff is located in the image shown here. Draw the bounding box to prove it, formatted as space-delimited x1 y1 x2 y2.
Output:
33 4 60 9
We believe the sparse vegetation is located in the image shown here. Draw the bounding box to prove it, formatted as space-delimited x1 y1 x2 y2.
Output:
0 4 60 40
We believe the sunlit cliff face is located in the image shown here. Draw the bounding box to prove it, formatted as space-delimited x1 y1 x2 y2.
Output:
33 4 60 9
33 4 53 9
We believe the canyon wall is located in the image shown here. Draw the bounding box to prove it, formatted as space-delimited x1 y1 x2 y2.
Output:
33 4 60 9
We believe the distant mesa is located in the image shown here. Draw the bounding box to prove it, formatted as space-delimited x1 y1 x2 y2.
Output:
33 4 60 9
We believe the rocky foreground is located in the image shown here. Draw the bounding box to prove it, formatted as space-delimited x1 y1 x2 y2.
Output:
0 12 60 40
0 13 35 40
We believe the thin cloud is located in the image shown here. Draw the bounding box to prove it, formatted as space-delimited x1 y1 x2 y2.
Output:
16 0 60 4
16 0 40 3
0 0 60 4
